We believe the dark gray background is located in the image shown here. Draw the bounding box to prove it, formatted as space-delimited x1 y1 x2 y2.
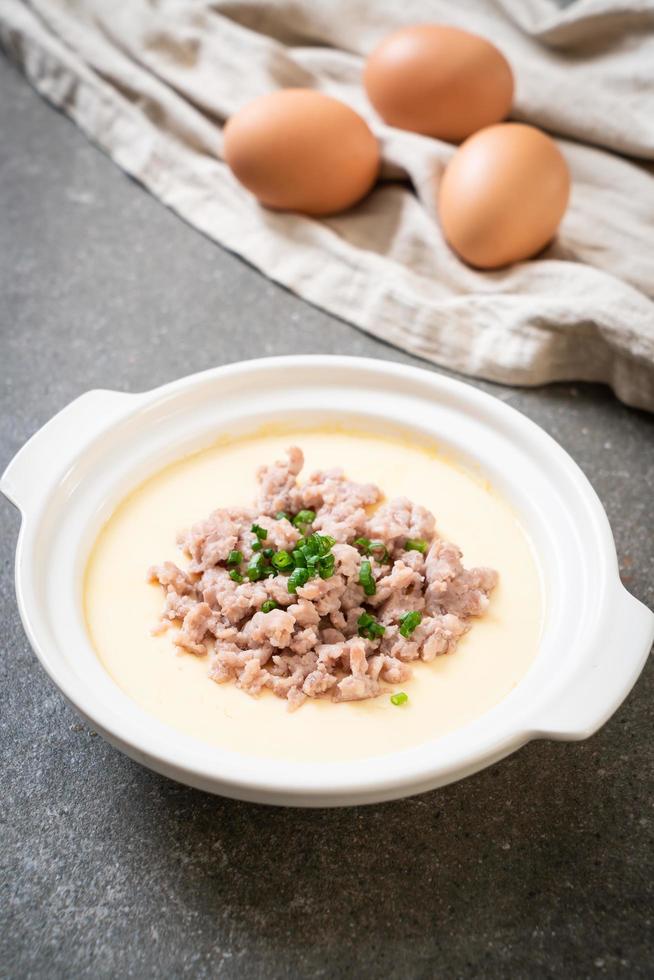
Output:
2 52 653 979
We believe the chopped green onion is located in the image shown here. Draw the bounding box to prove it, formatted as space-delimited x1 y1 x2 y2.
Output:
247 553 269 581
318 553 335 579
311 533 336 555
271 550 294 572
293 509 315 529
405 538 427 554
390 692 408 706
369 540 390 563
226 550 242 567
355 537 390 563
359 560 376 596
399 610 422 638
288 533 337 579
275 512 289 521
357 611 385 640
262 548 274 559
251 523 267 540
292 549 307 568
229 569 243 584
300 534 319 556
251 539 262 552
246 558 262 581
261 599 278 614
287 567 310 594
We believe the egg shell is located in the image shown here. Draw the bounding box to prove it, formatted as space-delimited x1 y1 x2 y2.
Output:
438 123 571 269
223 89 380 216
364 24 513 142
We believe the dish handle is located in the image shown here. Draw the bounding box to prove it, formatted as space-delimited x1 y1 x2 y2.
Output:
1 389 138 513
533 586 654 740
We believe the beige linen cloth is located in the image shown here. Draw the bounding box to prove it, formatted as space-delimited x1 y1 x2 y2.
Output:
2 1 654 410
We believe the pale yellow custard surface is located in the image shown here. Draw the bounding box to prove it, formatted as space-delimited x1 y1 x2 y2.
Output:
84 429 543 762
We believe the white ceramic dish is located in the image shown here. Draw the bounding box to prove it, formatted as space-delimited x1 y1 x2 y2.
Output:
2 356 653 807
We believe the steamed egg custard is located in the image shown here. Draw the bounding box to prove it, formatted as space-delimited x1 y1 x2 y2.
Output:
84 429 543 763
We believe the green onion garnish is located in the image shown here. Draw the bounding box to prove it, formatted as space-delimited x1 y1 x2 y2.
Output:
271 550 293 572
247 553 272 582
355 537 390 563
287 567 310 594
290 533 337 580
293 509 315 529
399 610 422 638
275 512 289 521
390 692 408 706
301 535 319 556
243 531 338 589
292 548 307 568
251 523 267 540
226 550 242 566
359 560 376 596
369 540 390 563
261 599 278 614
229 569 243 584
405 538 427 554
318 553 335 579
357 611 386 640
303 532 335 555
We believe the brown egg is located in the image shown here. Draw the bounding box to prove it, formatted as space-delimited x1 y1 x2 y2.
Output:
438 123 570 269
223 89 379 216
364 24 513 142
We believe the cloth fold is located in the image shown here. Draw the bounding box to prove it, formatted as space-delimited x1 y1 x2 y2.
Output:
2 0 653 409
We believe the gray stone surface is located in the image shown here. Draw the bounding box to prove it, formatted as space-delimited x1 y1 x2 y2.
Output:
1 53 653 980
